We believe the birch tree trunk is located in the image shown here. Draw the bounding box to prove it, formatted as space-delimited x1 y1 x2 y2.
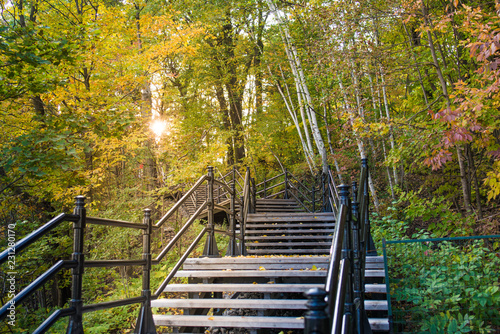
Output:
265 0 328 172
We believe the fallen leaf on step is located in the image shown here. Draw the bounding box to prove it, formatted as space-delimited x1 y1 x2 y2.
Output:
267 281 275 284
253 282 258 284
296 316 304 319
258 266 266 271
311 265 318 271
208 317 214 320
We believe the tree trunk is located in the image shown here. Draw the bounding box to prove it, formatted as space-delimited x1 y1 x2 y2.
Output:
422 3 472 214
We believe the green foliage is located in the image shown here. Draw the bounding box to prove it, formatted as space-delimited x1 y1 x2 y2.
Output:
388 239 500 333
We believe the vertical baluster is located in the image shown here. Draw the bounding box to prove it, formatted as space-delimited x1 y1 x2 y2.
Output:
135 209 156 334
66 196 85 334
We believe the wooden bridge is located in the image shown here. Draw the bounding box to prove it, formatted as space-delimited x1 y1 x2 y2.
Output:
0 160 390 333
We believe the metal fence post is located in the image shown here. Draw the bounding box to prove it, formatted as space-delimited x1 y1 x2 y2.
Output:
203 166 219 257
351 197 366 334
66 196 86 334
362 158 377 256
304 288 328 334
340 184 353 332
135 209 156 334
251 177 256 214
227 169 238 256
284 168 288 199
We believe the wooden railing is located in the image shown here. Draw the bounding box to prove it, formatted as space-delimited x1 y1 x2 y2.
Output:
0 166 250 334
305 158 375 334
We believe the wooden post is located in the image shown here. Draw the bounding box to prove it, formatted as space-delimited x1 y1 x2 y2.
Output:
66 196 85 334
134 209 156 334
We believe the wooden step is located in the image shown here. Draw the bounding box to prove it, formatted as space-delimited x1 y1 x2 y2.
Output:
245 223 335 229
245 229 335 234
174 269 328 278
183 256 384 270
246 249 331 254
247 213 335 222
247 242 332 247
256 199 298 203
246 235 333 241
175 268 385 278
153 315 390 331
160 283 387 294
153 315 304 329
151 299 388 311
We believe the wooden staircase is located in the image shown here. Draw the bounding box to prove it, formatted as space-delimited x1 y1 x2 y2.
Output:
151 199 390 333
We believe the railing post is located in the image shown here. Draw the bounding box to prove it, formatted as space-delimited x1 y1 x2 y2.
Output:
312 183 316 213
321 173 326 212
203 166 219 257
284 168 288 199
339 184 354 332
351 195 365 334
304 288 328 334
227 168 239 256
66 196 85 334
263 174 267 199
135 208 156 334
251 177 256 213
362 158 377 256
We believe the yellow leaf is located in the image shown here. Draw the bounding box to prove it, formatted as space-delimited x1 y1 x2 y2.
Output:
311 265 317 271
259 266 266 271
208 317 214 320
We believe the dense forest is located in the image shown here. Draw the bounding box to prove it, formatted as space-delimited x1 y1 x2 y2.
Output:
0 0 499 332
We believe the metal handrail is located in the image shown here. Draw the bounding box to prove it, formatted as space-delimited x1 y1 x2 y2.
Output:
256 180 285 195
154 227 208 297
87 216 153 230
288 172 313 195
255 172 285 187
288 189 312 213
153 201 208 264
0 165 248 333
325 204 348 316
331 258 350 334
0 213 79 265
0 259 77 320
156 174 208 227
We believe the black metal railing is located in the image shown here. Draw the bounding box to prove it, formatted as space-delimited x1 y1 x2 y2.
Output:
255 168 337 213
305 158 375 334
0 165 250 334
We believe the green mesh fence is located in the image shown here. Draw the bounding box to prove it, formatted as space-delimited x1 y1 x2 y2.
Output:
383 235 500 334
